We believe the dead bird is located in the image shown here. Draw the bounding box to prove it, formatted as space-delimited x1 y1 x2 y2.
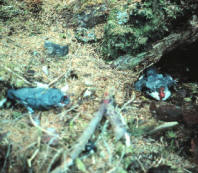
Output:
44 40 69 57
134 67 176 101
7 88 70 113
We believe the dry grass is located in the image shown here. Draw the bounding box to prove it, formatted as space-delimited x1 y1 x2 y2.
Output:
0 1 197 173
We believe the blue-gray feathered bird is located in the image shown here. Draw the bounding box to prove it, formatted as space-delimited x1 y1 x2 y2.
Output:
44 41 69 57
7 88 70 113
134 67 176 101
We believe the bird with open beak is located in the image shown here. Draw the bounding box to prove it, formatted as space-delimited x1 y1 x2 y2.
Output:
134 67 176 101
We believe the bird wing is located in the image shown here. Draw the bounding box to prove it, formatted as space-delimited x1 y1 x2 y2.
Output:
25 88 59 110
37 88 63 109
145 74 163 90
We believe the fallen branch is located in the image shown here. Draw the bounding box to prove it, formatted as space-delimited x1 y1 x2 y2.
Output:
50 95 109 173
105 89 131 146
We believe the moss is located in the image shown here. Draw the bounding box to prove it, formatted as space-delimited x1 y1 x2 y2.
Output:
102 0 184 60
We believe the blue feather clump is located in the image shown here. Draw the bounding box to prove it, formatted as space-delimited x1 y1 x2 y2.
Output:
44 41 69 57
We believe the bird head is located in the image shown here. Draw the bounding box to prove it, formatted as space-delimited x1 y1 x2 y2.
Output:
147 86 171 101
58 95 70 107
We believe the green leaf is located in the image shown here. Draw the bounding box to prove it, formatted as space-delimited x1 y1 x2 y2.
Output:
76 158 87 173
167 131 176 138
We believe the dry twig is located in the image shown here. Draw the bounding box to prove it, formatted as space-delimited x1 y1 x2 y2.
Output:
27 149 39 168
148 121 179 135
48 69 71 87
50 94 109 173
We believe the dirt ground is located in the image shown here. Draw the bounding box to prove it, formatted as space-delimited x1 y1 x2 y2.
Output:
0 0 198 172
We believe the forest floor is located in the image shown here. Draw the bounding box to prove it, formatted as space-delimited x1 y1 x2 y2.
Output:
0 0 197 172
